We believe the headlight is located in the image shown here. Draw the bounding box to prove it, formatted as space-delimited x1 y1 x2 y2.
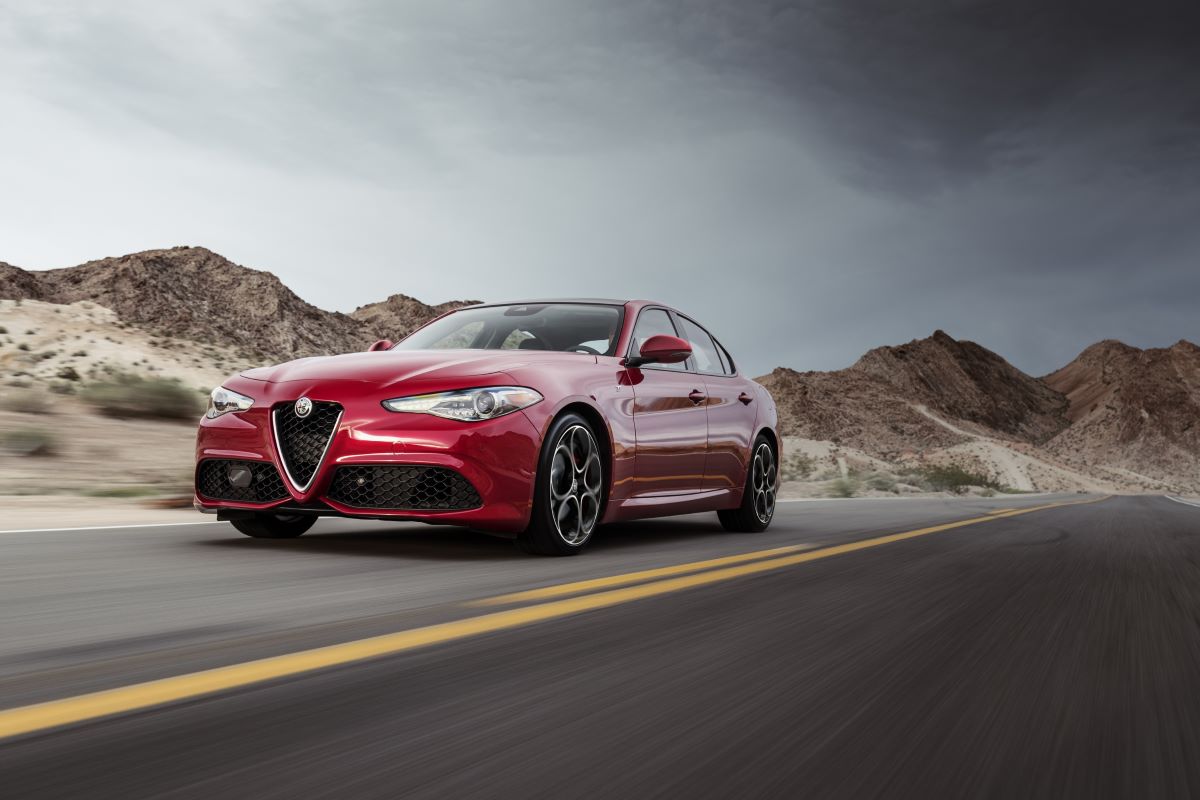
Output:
382 386 542 421
206 386 254 419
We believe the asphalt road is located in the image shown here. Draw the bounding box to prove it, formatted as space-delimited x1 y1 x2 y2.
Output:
2 494 1199 798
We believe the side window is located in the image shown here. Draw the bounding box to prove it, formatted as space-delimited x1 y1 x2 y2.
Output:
629 308 685 371
675 316 725 374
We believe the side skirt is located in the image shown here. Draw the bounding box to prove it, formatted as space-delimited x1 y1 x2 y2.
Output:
607 488 740 522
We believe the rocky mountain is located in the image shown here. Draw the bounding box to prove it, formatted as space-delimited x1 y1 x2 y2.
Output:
1043 340 1200 488
0 247 476 361
3 246 1196 493
761 332 1200 493
760 331 1069 458
351 293 478 343
854 331 1069 442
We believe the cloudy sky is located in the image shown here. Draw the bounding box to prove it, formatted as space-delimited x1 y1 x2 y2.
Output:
1 0 1197 376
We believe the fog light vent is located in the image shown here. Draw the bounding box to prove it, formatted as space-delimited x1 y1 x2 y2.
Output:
228 466 253 488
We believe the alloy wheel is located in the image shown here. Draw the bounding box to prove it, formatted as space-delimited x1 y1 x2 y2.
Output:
549 424 603 546
751 442 777 524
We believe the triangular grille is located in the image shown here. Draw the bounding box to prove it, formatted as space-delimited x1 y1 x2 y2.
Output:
273 401 342 490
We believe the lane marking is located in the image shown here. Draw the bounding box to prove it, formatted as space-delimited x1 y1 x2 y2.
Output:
0 496 1107 741
0 521 221 535
1165 495 1200 509
471 544 815 606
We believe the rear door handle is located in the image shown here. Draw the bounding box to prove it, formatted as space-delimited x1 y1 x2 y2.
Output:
738 392 754 405
688 389 706 405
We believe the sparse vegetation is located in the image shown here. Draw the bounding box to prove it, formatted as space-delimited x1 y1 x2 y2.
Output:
17 343 30 351
72 350 87 357
781 452 816 481
0 391 49 414
0 326 6 334
81 373 202 421
863 472 897 492
828 477 861 498
0 428 57 456
921 464 1003 494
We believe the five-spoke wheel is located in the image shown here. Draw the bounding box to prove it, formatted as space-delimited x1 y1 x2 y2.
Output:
549 424 604 546
749 442 777 524
518 413 606 555
718 436 778 533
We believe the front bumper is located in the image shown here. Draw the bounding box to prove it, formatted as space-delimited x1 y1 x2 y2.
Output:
194 382 542 533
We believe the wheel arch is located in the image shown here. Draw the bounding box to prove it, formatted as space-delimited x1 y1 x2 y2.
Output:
756 425 779 455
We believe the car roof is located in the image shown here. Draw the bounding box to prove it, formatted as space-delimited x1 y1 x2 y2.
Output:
462 298 633 308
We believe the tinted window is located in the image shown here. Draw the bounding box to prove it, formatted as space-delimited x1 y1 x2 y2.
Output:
629 308 685 371
395 304 623 356
676 316 726 374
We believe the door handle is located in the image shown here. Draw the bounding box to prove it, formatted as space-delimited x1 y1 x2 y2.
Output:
688 389 706 405
738 392 754 405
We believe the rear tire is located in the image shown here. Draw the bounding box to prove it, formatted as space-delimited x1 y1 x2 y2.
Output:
718 436 777 533
230 513 316 539
516 413 605 556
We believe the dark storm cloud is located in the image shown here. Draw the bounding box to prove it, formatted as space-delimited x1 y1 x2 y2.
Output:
649 0 1200 193
1 1 1197 377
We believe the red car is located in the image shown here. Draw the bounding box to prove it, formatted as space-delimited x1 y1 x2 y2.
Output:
195 300 779 554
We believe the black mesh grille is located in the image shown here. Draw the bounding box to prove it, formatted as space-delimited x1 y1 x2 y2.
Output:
327 466 482 510
197 459 288 503
273 401 342 488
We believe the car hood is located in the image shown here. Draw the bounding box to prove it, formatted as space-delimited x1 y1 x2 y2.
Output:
240 349 590 387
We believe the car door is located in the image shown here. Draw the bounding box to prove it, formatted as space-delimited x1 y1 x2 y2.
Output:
672 313 756 494
625 307 708 497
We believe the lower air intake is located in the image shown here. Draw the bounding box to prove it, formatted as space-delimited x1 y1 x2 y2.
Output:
327 466 482 511
197 459 288 503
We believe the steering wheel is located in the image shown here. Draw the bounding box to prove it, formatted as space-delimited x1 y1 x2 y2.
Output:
568 344 601 355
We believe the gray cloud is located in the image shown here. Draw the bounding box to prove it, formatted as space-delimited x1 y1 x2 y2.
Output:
0 0 1197 377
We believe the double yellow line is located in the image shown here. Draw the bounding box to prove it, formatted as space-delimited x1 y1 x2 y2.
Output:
0 497 1104 741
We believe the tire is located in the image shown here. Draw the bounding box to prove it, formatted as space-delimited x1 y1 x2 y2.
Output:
230 513 316 539
718 436 778 533
516 413 605 556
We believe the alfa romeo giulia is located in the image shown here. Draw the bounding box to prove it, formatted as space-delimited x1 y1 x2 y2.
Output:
195 300 779 554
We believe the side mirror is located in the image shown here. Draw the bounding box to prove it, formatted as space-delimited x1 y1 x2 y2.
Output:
625 334 691 368
367 339 394 352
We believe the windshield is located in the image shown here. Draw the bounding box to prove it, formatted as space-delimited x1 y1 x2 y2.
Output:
394 303 625 356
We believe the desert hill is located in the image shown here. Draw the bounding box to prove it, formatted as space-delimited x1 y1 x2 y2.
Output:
1 247 1196 496
759 331 1069 457
854 331 1069 442
0 247 476 361
760 332 1200 494
1043 340 1200 489
351 293 478 344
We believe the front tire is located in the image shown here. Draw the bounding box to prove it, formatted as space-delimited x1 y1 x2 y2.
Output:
230 513 316 539
517 413 605 556
718 437 778 533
